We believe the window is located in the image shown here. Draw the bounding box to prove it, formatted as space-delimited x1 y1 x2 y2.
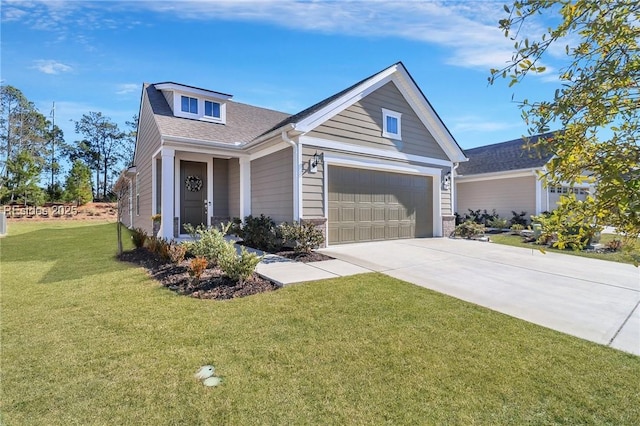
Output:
382 108 402 139
181 96 198 114
205 100 221 118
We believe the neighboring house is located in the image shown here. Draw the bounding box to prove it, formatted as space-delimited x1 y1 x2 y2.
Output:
122 62 467 246
455 132 592 221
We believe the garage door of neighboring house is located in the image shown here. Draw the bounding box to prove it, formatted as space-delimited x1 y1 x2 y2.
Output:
328 166 432 245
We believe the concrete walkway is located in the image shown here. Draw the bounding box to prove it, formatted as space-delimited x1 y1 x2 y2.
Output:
317 238 639 356
255 254 370 285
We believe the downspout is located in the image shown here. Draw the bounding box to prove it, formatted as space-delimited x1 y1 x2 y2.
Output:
282 129 301 221
451 162 459 215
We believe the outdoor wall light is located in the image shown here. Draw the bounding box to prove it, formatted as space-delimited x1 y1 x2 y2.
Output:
442 171 451 190
309 151 323 174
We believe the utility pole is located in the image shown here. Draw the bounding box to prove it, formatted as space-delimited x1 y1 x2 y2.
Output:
50 101 55 189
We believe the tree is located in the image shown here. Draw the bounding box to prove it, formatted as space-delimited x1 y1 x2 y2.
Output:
3 150 44 205
113 174 131 256
74 112 126 200
0 85 51 188
64 159 93 206
490 0 640 245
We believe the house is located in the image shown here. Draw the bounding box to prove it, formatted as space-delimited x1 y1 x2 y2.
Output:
455 132 593 221
122 62 468 246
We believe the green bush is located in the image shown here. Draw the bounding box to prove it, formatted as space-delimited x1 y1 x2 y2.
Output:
487 217 509 229
130 228 147 248
183 223 230 265
510 223 525 234
235 214 280 252
453 220 485 239
531 207 599 250
510 210 528 226
217 241 262 284
279 221 324 254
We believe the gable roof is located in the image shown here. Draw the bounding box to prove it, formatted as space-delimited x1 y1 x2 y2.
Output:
456 132 558 176
140 62 467 162
146 83 290 144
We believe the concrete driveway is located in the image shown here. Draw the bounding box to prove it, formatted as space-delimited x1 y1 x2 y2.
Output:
320 238 640 356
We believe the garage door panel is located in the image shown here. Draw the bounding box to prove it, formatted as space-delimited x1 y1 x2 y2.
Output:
328 165 433 245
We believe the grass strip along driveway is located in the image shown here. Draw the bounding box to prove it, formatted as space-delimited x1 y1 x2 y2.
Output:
2 222 640 425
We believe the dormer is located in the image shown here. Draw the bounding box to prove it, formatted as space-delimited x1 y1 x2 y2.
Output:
154 82 232 124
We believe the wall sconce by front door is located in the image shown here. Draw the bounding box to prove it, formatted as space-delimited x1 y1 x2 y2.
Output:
442 171 451 190
309 151 323 174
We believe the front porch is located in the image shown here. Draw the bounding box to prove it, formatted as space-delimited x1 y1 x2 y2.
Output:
153 147 251 239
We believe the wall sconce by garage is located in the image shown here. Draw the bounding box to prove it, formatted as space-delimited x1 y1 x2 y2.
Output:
442 171 451 190
309 151 323 174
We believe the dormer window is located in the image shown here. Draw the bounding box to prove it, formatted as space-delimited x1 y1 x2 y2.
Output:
155 83 232 125
181 96 198 114
205 100 221 119
382 108 402 140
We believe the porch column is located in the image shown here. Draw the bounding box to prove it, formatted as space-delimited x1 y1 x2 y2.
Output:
239 157 251 218
160 148 175 239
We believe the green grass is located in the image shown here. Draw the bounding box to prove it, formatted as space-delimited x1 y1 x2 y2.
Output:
2 221 640 425
490 232 639 265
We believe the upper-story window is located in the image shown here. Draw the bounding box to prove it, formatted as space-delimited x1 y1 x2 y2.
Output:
205 100 221 119
382 108 402 140
181 96 198 114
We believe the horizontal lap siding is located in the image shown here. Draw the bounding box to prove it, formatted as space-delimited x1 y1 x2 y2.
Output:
228 159 240 218
308 81 449 161
456 176 536 219
302 146 325 218
212 159 229 217
251 147 293 223
132 87 163 235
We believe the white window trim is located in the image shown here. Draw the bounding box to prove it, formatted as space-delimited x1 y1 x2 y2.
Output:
382 108 402 140
173 93 227 124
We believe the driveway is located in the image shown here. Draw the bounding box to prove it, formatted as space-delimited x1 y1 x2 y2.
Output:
320 238 640 356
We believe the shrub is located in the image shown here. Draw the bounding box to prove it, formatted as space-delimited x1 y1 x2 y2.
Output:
217 243 262 284
487 217 509 229
510 210 528 226
605 239 623 252
236 214 279 252
510 223 525 234
279 221 324 254
531 208 599 250
167 242 187 264
183 223 230 264
146 236 161 254
131 228 147 248
188 256 208 282
453 220 485 239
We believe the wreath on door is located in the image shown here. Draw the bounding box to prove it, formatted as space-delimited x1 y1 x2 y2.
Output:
185 175 203 192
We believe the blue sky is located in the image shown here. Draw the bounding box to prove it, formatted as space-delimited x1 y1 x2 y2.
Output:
1 0 564 163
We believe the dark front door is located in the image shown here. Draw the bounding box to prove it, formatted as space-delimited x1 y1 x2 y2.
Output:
180 160 207 234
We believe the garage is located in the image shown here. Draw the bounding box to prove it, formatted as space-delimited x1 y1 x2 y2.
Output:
327 166 433 245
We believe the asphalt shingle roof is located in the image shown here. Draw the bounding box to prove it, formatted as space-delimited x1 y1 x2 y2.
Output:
457 132 558 175
145 83 291 144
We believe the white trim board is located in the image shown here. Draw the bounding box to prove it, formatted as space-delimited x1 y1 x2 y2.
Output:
300 136 453 168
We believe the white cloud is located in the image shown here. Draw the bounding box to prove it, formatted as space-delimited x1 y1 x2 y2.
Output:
451 115 522 133
116 83 139 95
31 59 73 74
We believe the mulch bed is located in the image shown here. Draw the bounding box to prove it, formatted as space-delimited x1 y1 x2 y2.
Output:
274 250 334 263
118 248 280 300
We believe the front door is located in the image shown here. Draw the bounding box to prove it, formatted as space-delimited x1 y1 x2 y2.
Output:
180 160 207 234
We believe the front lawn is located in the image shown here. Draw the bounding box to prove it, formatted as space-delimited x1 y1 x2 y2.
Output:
2 222 639 425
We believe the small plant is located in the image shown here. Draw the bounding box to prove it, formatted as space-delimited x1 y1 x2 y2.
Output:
167 242 187 264
151 214 161 223
188 256 208 282
487 217 509 229
510 223 525 234
605 239 623 252
279 221 324 254
510 210 528 226
183 223 230 265
146 236 161 254
217 242 262 285
131 228 147 248
453 220 485 239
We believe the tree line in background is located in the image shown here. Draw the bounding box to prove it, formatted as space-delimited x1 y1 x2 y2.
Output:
0 85 137 206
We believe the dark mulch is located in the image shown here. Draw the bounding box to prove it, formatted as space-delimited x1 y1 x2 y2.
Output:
118 247 280 300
